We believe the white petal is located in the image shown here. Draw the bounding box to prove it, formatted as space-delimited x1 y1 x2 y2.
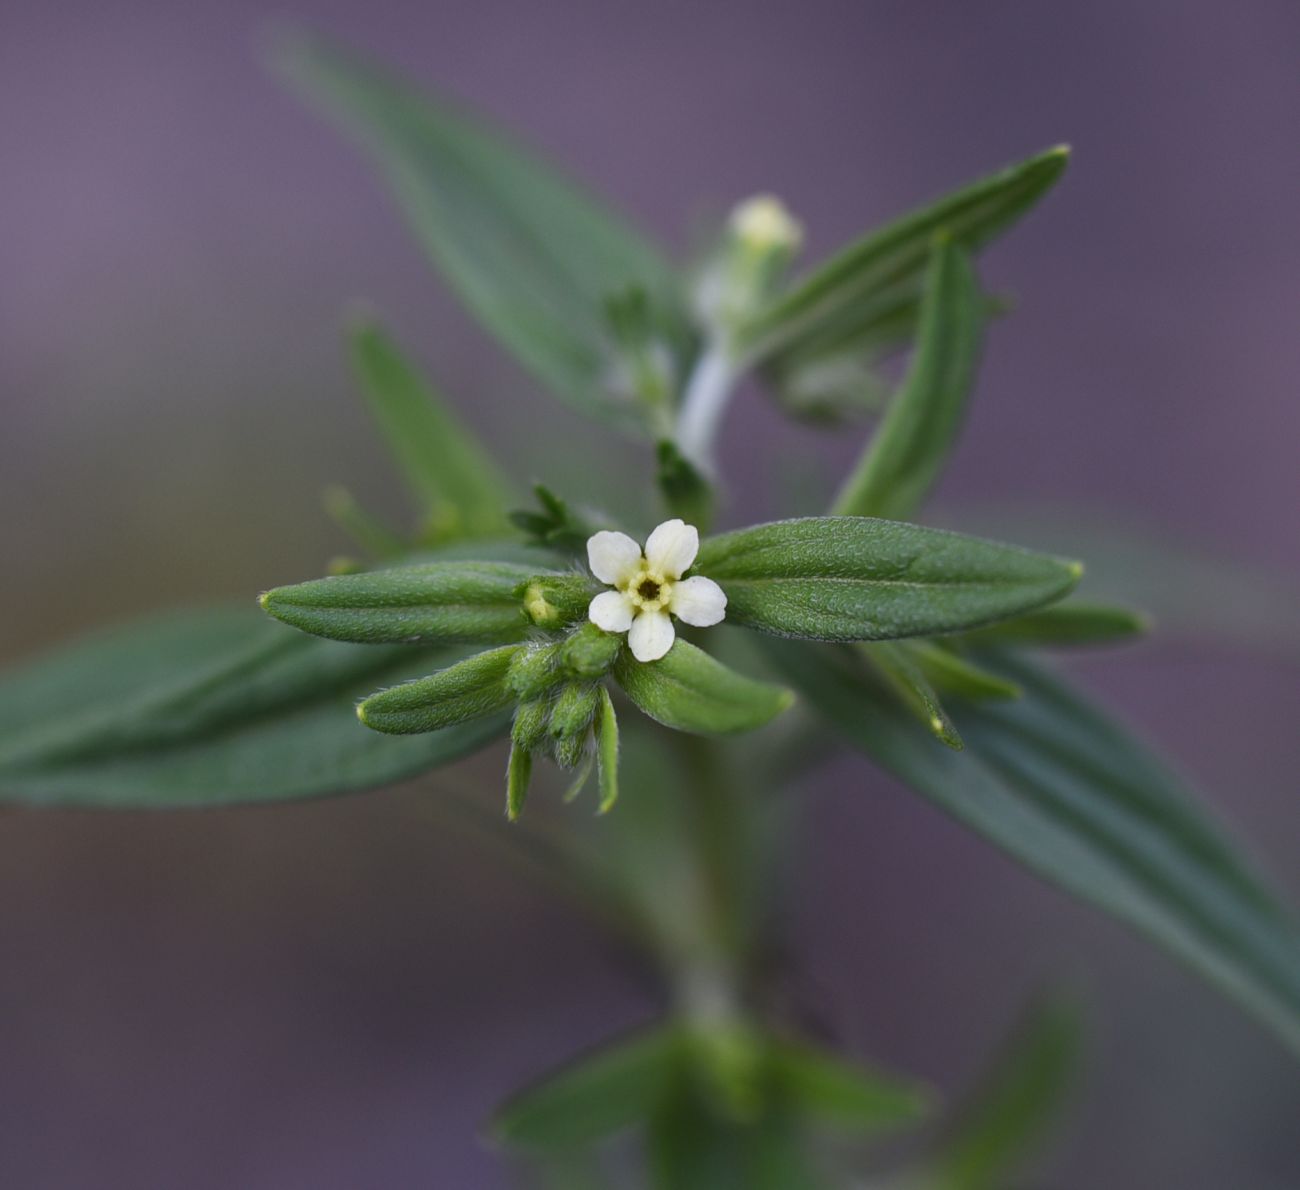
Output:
628 610 675 662
643 519 698 579
587 530 642 586
669 575 727 627
588 590 635 633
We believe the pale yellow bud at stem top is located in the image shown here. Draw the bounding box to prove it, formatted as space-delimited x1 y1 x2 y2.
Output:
729 194 803 253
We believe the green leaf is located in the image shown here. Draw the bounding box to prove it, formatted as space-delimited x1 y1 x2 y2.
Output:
657 440 715 532
0 608 504 807
736 146 1068 363
614 641 793 736
940 508 1300 660
766 1037 932 1131
490 1025 681 1151
928 994 1081 1190
904 639 1022 701
358 644 522 734
862 642 963 750
695 517 1080 642
833 237 983 520
762 639 1300 1056
595 686 620 813
955 601 1148 648
260 561 539 644
277 34 686 429
349 318 511 536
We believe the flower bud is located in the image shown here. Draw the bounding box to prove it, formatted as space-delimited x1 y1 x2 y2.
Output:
510 698 550 751
548 682 600 741
560 622 624 678
506 643 564 699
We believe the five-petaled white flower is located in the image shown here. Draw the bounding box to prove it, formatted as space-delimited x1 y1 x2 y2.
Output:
586 519 727 663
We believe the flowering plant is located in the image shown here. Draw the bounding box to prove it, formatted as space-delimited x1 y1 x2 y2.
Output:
0 32 1296 1187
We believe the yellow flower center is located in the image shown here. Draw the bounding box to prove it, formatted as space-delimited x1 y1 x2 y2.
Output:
624 566 672 613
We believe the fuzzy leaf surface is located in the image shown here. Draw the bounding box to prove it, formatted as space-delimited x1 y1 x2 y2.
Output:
696 518 1079 642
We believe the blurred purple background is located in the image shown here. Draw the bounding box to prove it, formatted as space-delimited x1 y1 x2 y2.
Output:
2 0 1298 1185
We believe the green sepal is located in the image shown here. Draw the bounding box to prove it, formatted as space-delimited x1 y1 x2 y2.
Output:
695 517 1080 642
595 686 620 813
507 643 565 699
510 697 550 751
520 573 597 628
614 640 793 736
833 235 983 520
562 751 595 803
656 440 715 532
862 641 963 750
348 317 511 537
549 682 600 741
955 601 1149 648
559 622 624 678
506 740 533 821
736 145 1068 364
260 561 539 644
357 644 522 734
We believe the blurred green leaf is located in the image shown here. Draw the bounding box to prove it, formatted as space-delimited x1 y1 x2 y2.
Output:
862 641 963 750
490 1025 681 1151
904 640 1022 702
696 518 1080 642
766 1037 932 1131
614 641 794 736
762 640 1300 1055
657 440 716 532
955 601 1148 649
358 644 522 734
349 318 511 536
278 34 687 429
736 146 1067 364
944 508 1300 659
260 561 540 644
0 608 503 807
926 994 1081 1190
834 237 983 520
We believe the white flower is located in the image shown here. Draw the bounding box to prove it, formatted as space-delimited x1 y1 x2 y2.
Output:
586 519 727 663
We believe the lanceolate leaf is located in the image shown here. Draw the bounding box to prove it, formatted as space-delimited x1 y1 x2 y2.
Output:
278 34 686 429
260 561 540 644
490 1025 681 1151
614 641 794 736
762 639 1300 1055
0 608 504 807
349 318 512 536
736 146 1068 364
926 993 1081 1190
955 601 1148 648
695 518 1080 642
833 237 983 520
862 642 963 750
765 1038 932 1131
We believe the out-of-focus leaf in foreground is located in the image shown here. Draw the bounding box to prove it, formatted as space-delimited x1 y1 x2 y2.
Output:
762 639 1300 1057
0 608 504 807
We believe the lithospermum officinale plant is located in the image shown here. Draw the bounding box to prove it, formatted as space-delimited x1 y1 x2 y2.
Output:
3 33 1298 1188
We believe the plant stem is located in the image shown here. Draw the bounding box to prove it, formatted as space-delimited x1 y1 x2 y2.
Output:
674 338 737 474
